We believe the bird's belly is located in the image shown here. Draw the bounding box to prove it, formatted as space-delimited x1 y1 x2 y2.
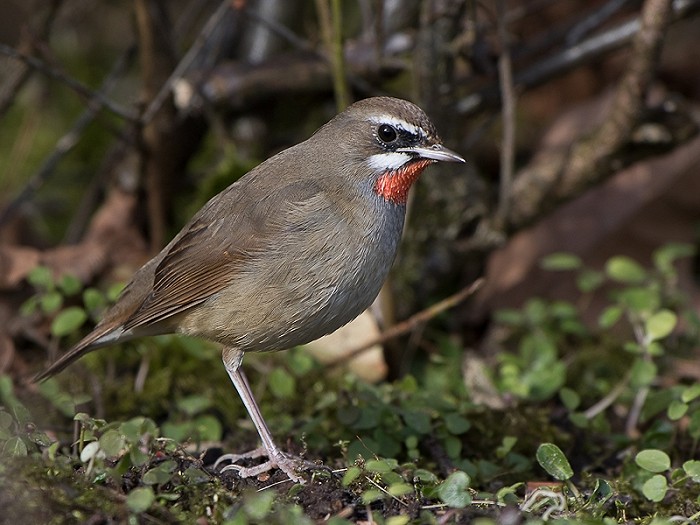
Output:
180 216 402 351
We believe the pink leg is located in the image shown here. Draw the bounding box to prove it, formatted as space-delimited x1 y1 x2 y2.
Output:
215 347 304 483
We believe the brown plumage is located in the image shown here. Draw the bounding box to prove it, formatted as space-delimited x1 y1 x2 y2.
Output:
35 97 465 482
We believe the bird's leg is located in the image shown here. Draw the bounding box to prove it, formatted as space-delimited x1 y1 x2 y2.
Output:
214 347 305 483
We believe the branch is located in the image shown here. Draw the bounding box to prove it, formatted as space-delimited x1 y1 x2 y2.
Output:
326 279 484 367
507 0 675 228
0 0 63 119
0 43 138 122
140 0 234 125
0 48 137 227
495 0 516 228
457 0 700 116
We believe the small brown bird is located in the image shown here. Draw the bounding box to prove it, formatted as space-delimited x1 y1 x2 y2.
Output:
35 97 465 482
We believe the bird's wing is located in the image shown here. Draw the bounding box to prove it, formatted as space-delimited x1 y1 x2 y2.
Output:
122 204 259 330
122 177 321 331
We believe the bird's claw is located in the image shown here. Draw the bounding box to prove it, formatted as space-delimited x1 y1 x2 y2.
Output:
213 447 309 484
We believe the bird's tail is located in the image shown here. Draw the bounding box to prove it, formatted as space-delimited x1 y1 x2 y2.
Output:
33 324 127 382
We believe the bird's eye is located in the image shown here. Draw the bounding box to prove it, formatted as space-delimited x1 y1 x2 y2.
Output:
377 124 398 143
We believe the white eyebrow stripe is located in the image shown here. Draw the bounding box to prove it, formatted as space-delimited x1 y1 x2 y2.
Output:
368 115 425 138
366 152 412 171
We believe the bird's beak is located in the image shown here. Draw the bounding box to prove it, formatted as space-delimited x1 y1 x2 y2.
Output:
398 144 466 163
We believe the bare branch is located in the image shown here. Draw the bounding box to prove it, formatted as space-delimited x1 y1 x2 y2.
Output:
0 48 137 227
315 0 351 110
140 0 234 125
326 279 484 367
457 0 700 116
0 0 63 119
495 0 516 227
508 0 675 228
0 43 138 122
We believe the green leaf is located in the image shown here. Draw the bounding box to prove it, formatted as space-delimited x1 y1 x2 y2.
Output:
494 309 523 326
365 459 394 474
58 274 82 296
598 305 623 329
130 448 149 467
653 243 695 274
20 296 39 316
143 460 177 485
438 471 472 508
176 395 212 416
342 466 362 486
83 288 106 313
243 491 275 519
444 413 471 435
496 436 517 458
401 409 431 434
576 269 604 293
559 388 580 410
683 460 700 481
287 349 315 376
630 359 657 388
268 368 295 399
27 266 53 290
126 487 155 513
106 282 126 302
98 429 125 457
524 299 548 324
361 489 384 504
387 482 413 497
540 253 582 271
40 291 63 314
51 307 87 337
590 478 613 505
193 414 222 441
2 436 28 457
635 449 671 473
605 256 647 283
413 469 438 483
0 410 12 430
667 400 688 420
386 516 411 525
645 310 677 342
536 443 574 480
682 383 700 403
641 474 667 502
617 287 659 314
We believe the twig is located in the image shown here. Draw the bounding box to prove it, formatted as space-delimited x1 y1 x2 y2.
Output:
327 279 484 367
243 3 314 53
495 0 516 228
626 384 649 437
140 0 233 125
0 47 136 227
508 0 674 228
457 0 700 117
0 0 63 119
315 0 351 111
0 43 138 122
583 368 632 419
364 475 408 507
566 0 630 45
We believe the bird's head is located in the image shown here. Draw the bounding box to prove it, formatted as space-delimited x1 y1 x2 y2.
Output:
319 97 465 204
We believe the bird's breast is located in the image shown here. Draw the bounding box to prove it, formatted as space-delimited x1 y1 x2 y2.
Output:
182 190 406 352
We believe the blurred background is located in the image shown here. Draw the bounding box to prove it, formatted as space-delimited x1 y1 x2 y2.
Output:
2 0 700 520
2 0 700 380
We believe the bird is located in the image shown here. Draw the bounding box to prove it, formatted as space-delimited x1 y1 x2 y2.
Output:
34 96 465 483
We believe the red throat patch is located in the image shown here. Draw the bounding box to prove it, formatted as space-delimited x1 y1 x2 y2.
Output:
373 159 434 204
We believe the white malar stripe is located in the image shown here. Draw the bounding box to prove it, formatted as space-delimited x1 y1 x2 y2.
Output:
367 115 425 138
367 152 411 171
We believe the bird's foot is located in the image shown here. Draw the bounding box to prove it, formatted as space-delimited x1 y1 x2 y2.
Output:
213 446 315 484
